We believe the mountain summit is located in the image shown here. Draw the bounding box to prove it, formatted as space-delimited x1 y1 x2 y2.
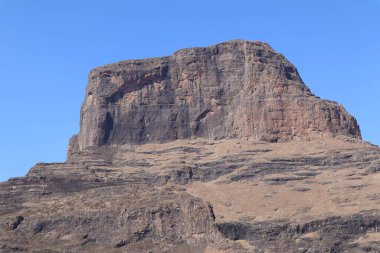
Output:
72 40 360 152
2 41 379 253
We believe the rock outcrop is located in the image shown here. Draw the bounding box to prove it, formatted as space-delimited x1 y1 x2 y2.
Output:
2 138 380 252
1 40 377 253
76 40 360 150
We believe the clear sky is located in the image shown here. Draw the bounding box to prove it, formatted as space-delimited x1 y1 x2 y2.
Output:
0 0 379 182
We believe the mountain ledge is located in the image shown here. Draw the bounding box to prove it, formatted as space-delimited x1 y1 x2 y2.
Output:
3 40 377 253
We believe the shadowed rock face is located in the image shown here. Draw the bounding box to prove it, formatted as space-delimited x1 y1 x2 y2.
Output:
76 40 360 150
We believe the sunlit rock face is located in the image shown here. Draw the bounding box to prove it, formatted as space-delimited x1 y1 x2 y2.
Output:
3 41 380 253
76 40 361 150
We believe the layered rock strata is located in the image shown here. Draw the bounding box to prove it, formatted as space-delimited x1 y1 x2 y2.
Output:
1 40 375 253
76 40 360 150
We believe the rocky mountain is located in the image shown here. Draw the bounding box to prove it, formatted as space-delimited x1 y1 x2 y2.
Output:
1 40 379 253
75 40 360 150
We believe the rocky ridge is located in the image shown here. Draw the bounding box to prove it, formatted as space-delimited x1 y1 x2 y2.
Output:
0 40 378 253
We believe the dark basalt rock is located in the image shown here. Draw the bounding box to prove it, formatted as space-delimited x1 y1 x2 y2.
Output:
3 216 24 231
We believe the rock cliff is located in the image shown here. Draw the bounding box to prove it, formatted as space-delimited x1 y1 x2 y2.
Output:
1 40 377 253
76 40 360 150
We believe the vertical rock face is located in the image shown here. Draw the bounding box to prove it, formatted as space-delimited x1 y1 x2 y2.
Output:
77 40 360 150
1 40 377 253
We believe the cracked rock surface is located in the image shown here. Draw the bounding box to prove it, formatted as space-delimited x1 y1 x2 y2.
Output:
1 40 377 253
76 40 360 150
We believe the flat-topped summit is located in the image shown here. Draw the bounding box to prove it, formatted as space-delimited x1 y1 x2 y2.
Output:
3 40 380 253
73 40 360 151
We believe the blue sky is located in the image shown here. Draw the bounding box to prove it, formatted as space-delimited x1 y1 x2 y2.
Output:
0 0 379 181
